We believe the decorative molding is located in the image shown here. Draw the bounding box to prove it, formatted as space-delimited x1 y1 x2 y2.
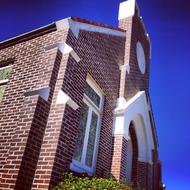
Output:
56 17 70 30
114 97 127 115
112 91 155 163
0 79 9 85
56 18 126 38
56 90 79 110
24 86 50 101
120 64 130 74
45 42 80 63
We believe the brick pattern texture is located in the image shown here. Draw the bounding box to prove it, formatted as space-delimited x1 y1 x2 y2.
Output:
0 28 69 189
116 7 162 190
0 11 162 190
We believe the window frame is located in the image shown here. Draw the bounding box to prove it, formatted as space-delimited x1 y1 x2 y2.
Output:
0 65 12 102
70 75 104 175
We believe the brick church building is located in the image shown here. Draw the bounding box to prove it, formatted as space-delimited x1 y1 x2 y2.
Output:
0 0 163 189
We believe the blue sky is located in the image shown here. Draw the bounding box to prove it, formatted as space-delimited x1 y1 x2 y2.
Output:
1 0 190 189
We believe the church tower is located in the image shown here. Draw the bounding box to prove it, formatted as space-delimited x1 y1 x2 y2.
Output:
111 0 162 189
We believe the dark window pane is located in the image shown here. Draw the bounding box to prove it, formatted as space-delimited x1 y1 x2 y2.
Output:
85 111 98 167
0 85 6 102
73 103 89 161
84 82 100 107
0 67 12 81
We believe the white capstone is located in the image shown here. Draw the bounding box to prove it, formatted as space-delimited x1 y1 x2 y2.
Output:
56 90 79 110
118 0 136 20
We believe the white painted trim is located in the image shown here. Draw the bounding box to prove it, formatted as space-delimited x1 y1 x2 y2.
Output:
0 23 55 45
56 18 126 38
56 17 70 30
120 63 130 74
45 42 80 63
56 90 79 110
86 76 104 111
24 86 50 101
70 76 104 175
118 0 136 20
70 99 101 175
0 65 12 71
0 65 12 85
113 91 155 163
0 79 9 85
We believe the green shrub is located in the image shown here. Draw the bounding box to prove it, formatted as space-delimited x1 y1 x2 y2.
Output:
52 173 133 190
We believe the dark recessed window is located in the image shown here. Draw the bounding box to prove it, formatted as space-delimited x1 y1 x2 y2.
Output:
84 82 101 108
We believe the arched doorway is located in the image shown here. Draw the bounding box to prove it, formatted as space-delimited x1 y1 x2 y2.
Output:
126 122 138 186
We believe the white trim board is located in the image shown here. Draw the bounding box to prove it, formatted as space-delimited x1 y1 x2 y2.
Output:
56 19 126 38
113 91 155 163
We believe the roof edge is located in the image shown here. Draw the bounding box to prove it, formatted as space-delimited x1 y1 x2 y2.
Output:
0 16 126 50
0 23 56 50
71 16 125 32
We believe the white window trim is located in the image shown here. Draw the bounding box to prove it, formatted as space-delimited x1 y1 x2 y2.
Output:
0 65 12 84
70 76 104 175
0 65 13 102
0 79 9 85
0 65 12 72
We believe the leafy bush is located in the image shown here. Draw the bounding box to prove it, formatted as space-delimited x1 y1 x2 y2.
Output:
52 173 133 190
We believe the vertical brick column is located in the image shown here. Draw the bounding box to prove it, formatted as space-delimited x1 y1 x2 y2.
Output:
14 96 49 190
137 161 148 189
111 135 128 182
118 17 133 99
0 95 41 190
32 53 69 190
0 45 67 190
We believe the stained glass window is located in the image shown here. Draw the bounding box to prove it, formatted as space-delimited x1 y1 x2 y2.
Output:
73 102 89 161
85 111 98 167
84 82 100 107
0 66 12 102
71 77 103 175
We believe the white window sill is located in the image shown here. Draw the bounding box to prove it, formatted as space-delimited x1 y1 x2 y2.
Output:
70 159 94 176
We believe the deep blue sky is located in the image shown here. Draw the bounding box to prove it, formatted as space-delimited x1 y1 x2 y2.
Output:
1 0 190 189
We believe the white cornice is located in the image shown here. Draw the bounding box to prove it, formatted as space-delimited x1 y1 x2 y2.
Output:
45 42 80 63
56 90 79 110
56 19 126 38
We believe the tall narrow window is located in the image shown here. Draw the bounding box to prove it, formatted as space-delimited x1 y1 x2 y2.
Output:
71 75 104 175
0 65 12 102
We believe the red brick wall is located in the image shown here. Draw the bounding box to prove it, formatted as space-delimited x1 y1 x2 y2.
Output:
0 24 125 189
0 15 162 190
0 27 69 189
119 9 151 101
111 135 124 180
117 7 162 190
63 30 125 180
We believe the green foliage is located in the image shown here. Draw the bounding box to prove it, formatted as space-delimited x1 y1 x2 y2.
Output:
52 173 133 190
